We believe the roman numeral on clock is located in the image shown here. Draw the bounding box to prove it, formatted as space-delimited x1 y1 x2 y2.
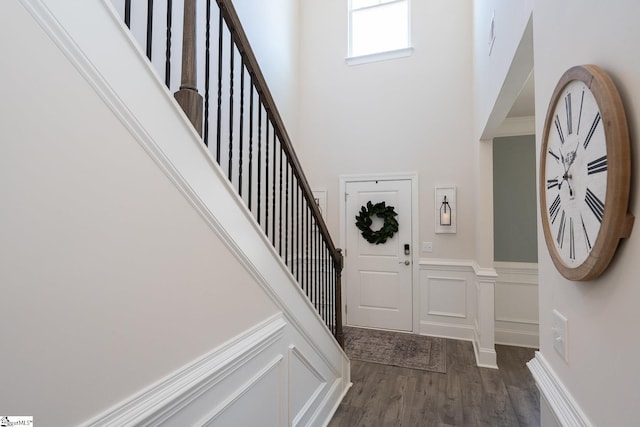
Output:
585 188 604 223
549 194 561 223
565 93 573 135
587 155 607 175
581 214 592 252
569 217 575 260
548 149 560 162
547 178 559 189
554 114 565 144
557 210 566 247
583 112 601 149
577 90 585 135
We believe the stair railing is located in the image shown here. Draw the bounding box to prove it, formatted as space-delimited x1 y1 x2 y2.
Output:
117 0 344 346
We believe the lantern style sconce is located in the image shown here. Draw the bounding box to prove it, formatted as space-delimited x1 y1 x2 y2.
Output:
440 196 451 226
435 186 456 234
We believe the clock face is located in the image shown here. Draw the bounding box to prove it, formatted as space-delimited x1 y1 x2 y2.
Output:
544 80 606 266
539 65 633 281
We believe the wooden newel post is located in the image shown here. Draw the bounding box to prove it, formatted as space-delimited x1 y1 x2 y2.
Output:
335 249 344 348
174 0 203 135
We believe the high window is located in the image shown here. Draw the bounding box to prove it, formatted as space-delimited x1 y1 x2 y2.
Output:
348 0 412 63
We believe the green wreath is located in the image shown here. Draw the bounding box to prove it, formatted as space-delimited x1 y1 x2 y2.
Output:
355 201 399 245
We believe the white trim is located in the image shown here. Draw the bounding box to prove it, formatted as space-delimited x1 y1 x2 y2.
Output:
472 331 498 369
473 263 498 368
495 116 536 137
495 316 538 325
198 355 284 426
81 314 286 427
494 261 538 277
472 261 499 279
420 258 498 369
495 326 539 348
494 261 539 347
418 321 474 341
346 47 414 66
340 172 420 333
426 276 467 318
288 345 327 426
418 259 498 368
420 258 476 272
527 352 594 427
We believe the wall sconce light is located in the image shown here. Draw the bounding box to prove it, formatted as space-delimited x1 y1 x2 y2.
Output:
440 195 452 226
435 186 456 234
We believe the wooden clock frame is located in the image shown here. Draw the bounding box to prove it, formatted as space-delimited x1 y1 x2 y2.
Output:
539 64 634 281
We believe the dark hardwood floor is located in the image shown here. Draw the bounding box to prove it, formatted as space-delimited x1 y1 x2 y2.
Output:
329 339 539 427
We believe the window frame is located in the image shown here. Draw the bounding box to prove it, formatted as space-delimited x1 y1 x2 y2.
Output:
347 0 413 65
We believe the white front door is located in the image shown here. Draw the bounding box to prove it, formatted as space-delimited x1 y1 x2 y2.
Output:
345 179 413 331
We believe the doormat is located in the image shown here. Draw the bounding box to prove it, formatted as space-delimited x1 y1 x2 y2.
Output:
343 326 446 373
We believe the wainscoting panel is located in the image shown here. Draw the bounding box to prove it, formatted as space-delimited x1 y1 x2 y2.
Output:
288 345 326 426
426 276 467 318
419 259 498 368
494 262 539 348
82 313 348 427
196 356 283 426
419 260 476 341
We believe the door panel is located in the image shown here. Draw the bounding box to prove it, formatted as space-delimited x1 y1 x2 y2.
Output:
345 179 412 331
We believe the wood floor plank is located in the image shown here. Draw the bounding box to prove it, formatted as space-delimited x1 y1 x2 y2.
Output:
328 338 539 427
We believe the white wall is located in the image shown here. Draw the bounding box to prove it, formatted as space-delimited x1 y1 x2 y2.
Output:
232 0 301 141
532 1 640 425
298 0 475 260
472 0 533 140
0 1 348 425
0 2 277 424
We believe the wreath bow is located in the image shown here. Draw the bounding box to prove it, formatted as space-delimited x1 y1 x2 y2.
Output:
355 201 399 244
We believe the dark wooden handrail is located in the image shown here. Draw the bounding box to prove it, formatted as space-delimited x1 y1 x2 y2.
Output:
215 0 342 266
216 0 343 345
121 0 344 347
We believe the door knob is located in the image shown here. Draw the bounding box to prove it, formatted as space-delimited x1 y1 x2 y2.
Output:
399 260 410 265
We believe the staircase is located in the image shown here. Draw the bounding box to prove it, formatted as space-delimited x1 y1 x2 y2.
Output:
116 0 345 346
2 0 350 425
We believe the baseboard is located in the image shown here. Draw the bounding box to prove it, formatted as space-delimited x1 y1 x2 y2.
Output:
419 320 474 341
472 327 498 369
318 380 353 427
495 326 539 348
527 352 593 427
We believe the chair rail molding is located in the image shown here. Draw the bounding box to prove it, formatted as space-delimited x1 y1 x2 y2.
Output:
528 352 593 427
418 259 498 368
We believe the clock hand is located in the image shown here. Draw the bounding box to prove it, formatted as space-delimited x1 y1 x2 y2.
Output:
558 149 574 198
566 178 574 198
565 142 580 172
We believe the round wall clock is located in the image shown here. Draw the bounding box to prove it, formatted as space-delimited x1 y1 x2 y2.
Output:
540 64 634 281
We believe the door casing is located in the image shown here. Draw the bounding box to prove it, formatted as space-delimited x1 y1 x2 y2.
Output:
339 172 420 333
